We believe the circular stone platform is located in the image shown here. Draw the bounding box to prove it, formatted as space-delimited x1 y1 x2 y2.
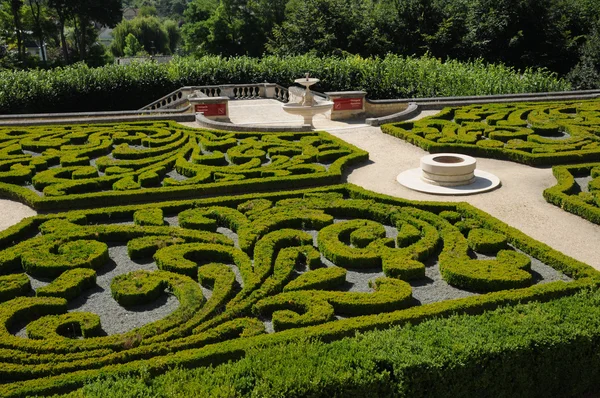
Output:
397 153 501 195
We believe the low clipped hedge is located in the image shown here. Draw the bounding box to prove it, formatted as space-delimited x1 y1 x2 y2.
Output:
0 184 598 397
381 99 600 166
544 163 600 225
70 289 600 398
0 122 368 211
36 268 96 300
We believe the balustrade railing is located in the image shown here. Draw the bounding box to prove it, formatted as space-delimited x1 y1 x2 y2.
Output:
141 83 302 111
274 85 289 103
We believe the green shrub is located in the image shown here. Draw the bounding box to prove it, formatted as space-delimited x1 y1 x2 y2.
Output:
381 99 600 166
36 268 96 300
0 55 569 114
0 122 367 211
467 228 508 254
0 184 596 397
133 208 164 226
0 273 31 302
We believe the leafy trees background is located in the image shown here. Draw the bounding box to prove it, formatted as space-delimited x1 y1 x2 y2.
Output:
0 0 599 89
183 0 600 87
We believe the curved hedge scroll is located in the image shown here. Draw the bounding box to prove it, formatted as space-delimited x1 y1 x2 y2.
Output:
0 185 596 397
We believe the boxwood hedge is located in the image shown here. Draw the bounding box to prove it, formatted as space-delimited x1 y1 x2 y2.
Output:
0 184 597 397
0 121 367 211
381 99 600 166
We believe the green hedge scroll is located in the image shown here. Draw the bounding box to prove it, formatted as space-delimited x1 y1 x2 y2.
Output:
0 185 597 397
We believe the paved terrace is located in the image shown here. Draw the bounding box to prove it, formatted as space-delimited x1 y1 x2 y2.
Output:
2 98 600 272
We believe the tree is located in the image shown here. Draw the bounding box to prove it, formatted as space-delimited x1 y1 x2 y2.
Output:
123 32 142 56
183 0 286 57
9 0 23 62
27 0 47 63
163 19 181 54
111 16 174 56
48 0 121 61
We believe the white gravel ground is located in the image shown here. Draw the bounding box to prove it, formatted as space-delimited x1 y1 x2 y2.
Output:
0 199 37 232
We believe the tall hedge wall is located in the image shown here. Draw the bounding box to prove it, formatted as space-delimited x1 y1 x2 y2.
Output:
0 55 569 114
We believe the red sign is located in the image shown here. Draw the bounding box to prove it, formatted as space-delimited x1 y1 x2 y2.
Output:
333 98 363 111
195 103 227 116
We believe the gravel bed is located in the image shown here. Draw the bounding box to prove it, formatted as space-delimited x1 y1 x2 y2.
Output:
22 184 43 197
163 215 180 227
540 131 571 140
164 169 188 182
14 220 574 337
575 175 593 193
18 245 180 338
21 150 42 157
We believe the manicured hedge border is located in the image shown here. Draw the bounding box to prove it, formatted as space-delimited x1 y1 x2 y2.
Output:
380 101 600 166
0 184 597 397
69 289 600 398
544 163 600 224
0 122 368 211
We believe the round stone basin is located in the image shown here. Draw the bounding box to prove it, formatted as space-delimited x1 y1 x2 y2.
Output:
397 153 501 195
420 153 477 186
281 101 334 127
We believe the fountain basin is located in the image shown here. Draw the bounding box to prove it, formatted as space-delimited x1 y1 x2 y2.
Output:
294 78 320 87
282 101 334 127
420 154 477 187
397 153 501 195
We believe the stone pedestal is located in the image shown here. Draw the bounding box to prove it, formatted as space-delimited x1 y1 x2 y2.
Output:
189 96 229 121
420 154 476 187
325 91 367 120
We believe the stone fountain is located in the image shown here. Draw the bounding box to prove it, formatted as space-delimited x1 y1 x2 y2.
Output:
281 74 333 128
396 153 501 195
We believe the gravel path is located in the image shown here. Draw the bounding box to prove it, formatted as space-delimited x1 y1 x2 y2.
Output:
327 119 600 271
0 199 37 231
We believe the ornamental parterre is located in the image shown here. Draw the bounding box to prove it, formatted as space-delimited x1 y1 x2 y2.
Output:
0 185 597 397
545 162 600 225
0 121 367 211
381 99 600 166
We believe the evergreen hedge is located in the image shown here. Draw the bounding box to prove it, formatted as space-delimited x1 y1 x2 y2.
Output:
0 55 570 114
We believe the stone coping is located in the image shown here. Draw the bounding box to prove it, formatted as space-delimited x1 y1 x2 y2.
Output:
0 112 195 127
0 105 191 121
325 91 367 98
367 89 600 104
366 102 419 126
195 113 311 132
188 96 230 102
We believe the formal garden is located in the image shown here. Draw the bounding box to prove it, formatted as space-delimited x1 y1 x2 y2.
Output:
1 95 600 395
0 0 600 395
